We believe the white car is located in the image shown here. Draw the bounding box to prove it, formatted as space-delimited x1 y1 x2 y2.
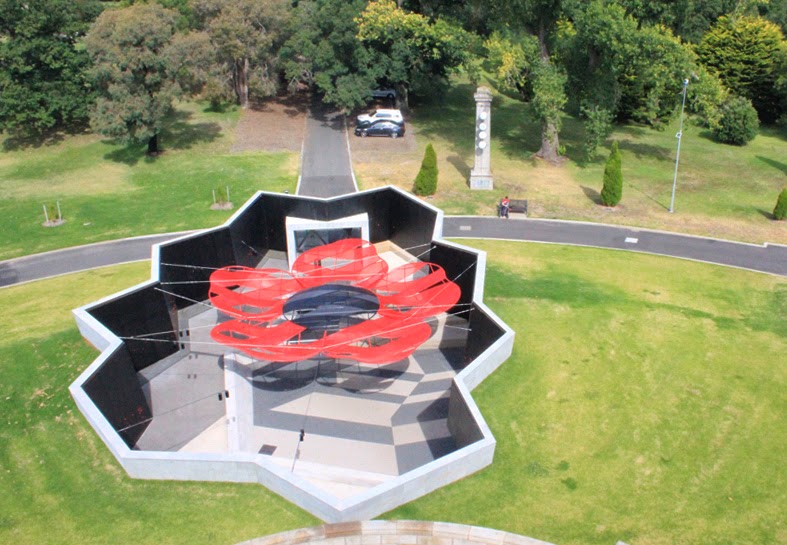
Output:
356 109 403 127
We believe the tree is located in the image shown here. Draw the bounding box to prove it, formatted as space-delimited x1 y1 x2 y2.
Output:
485 31 567 162
774 188 787 220
356 0 473 110
600 141 623 206
485 0 568 162
698 15 786 123
581 104 614 159
280 0 376 112
0 0 102 137
560 1 695 128
191 0 290 109
712 96 759 145
413 143 438 196
86 3 207 153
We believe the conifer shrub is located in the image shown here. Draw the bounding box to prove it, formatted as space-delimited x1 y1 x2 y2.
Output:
414 143 438 196
600 141 623 207
774 188 787 220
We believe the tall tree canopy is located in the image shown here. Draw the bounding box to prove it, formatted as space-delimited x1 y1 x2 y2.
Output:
191 0 291 109
281 0 376 111
698 14 786 123
356 0 473 109
483 0 569 162
86 3 209 153
0 0 102 137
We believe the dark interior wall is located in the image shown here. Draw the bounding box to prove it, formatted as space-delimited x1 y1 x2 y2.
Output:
427 242 478 316
82 345 152 447
88 285 177 371
381 190 438 251
157 228 235 310
465 303 506 365
229 189 437 254
447 382 484 448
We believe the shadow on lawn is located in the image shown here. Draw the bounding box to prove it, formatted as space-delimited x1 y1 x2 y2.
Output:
103 110 222 166
2 123 90 151
581 185 602 205
756 155 787 177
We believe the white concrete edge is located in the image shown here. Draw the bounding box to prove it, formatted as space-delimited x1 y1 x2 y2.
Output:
343 116 359 193
450 236 787 278
297 124 306 195
445 215 780 249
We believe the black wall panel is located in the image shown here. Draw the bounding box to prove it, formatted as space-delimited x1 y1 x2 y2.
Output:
385 191 438 252
158 228 235 309
88 285 177 371
82 345 152 447
227 189 437 254
465 303 507 365
428 242 478 316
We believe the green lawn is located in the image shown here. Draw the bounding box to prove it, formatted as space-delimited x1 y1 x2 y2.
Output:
0 245 783 545
0 102 298 260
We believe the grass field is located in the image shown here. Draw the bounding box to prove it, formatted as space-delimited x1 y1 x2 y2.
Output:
0 244 783 545
0 103 298 260
389 241 786 545
354 78 787 245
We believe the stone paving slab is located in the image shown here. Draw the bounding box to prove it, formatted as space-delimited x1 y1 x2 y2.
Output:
236 521 555 545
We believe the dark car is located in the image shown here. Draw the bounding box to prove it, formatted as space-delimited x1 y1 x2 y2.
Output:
355 120 405 138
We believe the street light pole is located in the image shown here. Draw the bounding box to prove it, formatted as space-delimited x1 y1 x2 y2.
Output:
669 78 689 213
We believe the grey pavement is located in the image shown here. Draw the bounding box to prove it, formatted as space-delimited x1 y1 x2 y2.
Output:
0 232 192 288
297 101 356 198
444 217 787 276
2 220 784 289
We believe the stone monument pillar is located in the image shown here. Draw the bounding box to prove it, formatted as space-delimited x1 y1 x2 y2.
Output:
469 86 493 190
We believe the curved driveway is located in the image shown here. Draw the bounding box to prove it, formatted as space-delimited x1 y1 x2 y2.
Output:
1 107 785 287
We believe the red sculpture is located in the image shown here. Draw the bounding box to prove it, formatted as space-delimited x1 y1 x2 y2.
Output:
209 238 461 364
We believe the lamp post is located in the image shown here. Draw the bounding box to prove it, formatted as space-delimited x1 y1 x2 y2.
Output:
669 78 689 213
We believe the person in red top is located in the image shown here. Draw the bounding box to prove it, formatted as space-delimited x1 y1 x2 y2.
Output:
500 196 510 219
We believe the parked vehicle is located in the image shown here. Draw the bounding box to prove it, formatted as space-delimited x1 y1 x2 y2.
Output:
355 120 405 138
356 108 403 127
371 88 396 100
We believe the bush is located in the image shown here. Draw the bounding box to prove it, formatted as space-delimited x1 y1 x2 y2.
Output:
712 96 760 145
413 143 438 196
600 141 623 206
581 103 614 159
774 188 787 220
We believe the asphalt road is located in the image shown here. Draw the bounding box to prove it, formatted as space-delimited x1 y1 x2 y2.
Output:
0 233 189 288
444 217 787 276
297 102 356 198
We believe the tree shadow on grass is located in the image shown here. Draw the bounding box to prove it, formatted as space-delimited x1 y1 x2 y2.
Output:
756 155 787 177
756 208 776 220
447 154 471 179
2 123 90 151
581 185 602 205
617 139 673 161
103 109 222 166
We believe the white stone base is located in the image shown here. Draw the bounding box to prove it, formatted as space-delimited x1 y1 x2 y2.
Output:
469 174 493 190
